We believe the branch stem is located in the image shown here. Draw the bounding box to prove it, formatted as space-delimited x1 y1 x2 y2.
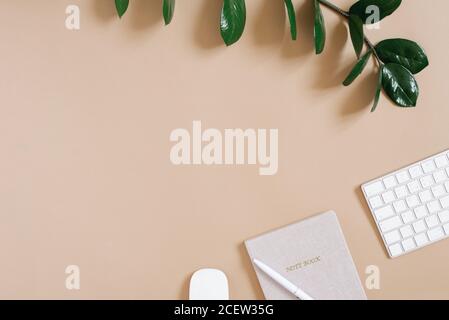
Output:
364 36 382 65
317 0 383 66
318 0 349 17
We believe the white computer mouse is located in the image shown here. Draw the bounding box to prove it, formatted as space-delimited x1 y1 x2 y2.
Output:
189 268 229 300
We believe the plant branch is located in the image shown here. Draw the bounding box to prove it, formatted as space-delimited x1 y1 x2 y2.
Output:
363 36 382 65
318 0 383 66
318 0 349 17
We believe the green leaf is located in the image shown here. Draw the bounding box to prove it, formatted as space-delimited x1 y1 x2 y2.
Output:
349 0 402 24
163 0 176 25
314 0 326 54
382 63 419 107
343 50 372 86
220 0 246 46
375 38 429 74
115 0 129 18
284 0 297 41
348 14 364 58
371 65 384 112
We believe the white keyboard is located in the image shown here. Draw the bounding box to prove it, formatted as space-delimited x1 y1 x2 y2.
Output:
362 149 449 258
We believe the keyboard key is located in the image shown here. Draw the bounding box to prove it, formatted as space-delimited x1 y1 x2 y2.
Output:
402 210 416 224
380 216 403 233
427 200 441 214
413 220 427 233
395 185 408 199
369 196 383 209
433 170 447 184
383 176 398 189
432 185 446 198
393 200 407 213
384 230 401 245
440 195 449 209
444 223 449 235
382 191 396 204
435 155 449 168
420 175 435 188
400 225 413 238
438 210 449 223
408 181 421 194
410 166 424 178
414 233 429 246
406 195 420 208
428 227 445 241
402 238 416 252
419 190 433 203
364 181 385 197
374 206 395 221
389 243 403 257
422 160 436 174
425 215 440 228
414 206 428 219
396 171 410 184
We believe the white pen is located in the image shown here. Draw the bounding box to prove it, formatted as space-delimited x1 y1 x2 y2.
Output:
253 258 314 300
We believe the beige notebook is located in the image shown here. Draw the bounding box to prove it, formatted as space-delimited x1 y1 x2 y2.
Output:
245 211 367 300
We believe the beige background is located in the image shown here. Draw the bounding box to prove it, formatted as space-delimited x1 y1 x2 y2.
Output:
1 0 448 299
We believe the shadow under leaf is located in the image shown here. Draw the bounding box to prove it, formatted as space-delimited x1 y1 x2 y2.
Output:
252 0 285 47
194 0 223 49
129 0 162 31
313 22 349 89
340 69 378 116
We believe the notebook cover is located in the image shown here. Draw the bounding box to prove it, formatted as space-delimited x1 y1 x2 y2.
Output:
245 211 367 300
